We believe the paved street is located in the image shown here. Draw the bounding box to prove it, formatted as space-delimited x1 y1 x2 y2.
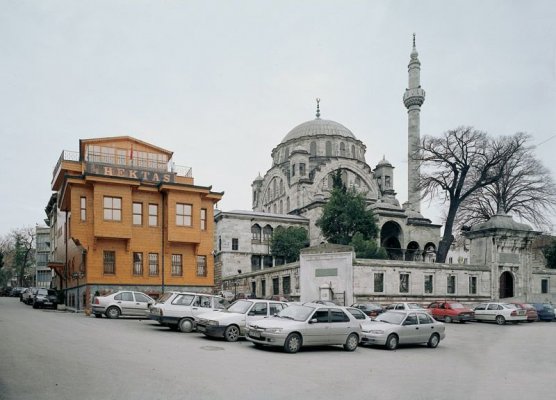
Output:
1 297 555 400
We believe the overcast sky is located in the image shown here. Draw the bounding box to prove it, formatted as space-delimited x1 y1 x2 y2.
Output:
1 0 555 238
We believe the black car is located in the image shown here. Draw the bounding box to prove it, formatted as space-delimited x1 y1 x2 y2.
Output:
32 289 58 309
351 303 385 318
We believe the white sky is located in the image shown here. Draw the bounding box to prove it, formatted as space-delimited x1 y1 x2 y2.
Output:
1 0 555 237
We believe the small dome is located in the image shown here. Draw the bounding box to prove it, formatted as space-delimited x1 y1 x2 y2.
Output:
376 156 392 168
253 173 263 182
281 119 356 144
470 214 532 232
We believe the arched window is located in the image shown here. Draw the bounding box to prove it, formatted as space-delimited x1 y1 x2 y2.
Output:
284 147 290 160
340 142 346 157
351 145 355 158
325 141 332 156
279 200 283 214
280 179 285 195
273 203 277 213
263 225 273 242
273 179 277 198
286 197 290 212
310 141 317 156
251 224 262 242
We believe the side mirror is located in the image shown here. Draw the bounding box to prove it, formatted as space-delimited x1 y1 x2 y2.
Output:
309 318 318 324
248 311 256 316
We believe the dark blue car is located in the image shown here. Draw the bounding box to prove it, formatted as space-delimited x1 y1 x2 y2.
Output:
532 303 555 321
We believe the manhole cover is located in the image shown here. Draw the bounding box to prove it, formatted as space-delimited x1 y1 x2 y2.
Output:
200 346 224 351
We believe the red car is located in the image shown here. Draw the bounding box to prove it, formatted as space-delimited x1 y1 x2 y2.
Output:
511 303 538 322
427 301 474 323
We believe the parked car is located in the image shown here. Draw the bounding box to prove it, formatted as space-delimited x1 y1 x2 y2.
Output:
385 302 429 313
351 303 384 318
0 287 13 297
218 291 235 302
531 303 555 321
473 302 527 325
92 291 155 318
427 301 474 323
360 310 446 350
346 306 373 322
265 295 290 302
10 287 24 298
149 292 229 332
196 299 288 342
32 288 58 309
510 302 538 322
246 303 361 353
308 300 337 306
22 288 39 305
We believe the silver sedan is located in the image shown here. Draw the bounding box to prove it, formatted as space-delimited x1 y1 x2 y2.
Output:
360 310 446 350
246 303 361 353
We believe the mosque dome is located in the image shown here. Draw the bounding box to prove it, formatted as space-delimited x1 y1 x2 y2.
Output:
280 119 357 144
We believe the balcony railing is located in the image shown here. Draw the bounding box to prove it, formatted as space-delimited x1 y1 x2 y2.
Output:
52 149 192 179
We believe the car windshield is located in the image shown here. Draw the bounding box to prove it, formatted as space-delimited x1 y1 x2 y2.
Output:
225 300 253 314
277 305 314 321
407 303 423 309
156 292 174 304
37 289 48 295
450 303 465 309
376 312 405 325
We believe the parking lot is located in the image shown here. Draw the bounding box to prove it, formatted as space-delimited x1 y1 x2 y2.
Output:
1 296 555 400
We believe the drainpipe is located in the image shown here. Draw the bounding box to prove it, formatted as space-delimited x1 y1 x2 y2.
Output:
161 190 166 294
64 212 68 306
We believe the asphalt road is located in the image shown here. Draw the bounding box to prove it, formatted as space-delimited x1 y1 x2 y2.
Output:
1 297 555 400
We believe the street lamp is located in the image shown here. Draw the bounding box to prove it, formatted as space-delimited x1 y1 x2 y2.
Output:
71 272 85 311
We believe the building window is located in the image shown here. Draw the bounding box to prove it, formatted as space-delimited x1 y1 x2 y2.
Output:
133 202 142 225
103 251 115 274
196 256 207 277
171 254 183 276
400 273 409 293
232 238 239 251
541 278 549 294
251 255 261 271
325 141 332 156
299 163 306 176
133 252 143 275
310 141 317 156
447 275 456 294
469 276 477 294
263 255 273 268
374 273 384 292
80 197 86 221
424 274 434 294
200 208 207 230
272 278 279 295
261 279 266 297
149 253 159 276
103 197 122 221
275 256 285 266
448 257 453 264
283 276 291 295
176 203 192 226
149 204 158 226
251 224 261 242
263 225 273 242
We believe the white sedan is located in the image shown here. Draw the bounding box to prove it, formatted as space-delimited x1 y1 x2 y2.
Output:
472 302 527 325
92 290 154 318
360 310 445 350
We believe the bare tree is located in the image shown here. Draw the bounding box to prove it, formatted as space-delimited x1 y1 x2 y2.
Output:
3 227 36 286
417 127 527 263
455 133 556 232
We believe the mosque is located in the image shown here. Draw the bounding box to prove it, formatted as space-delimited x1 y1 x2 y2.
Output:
214 37 554 305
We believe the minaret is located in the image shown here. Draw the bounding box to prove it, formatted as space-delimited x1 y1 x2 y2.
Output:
403 33 425 214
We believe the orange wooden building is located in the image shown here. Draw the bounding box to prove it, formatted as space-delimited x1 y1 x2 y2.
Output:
47 136 223 310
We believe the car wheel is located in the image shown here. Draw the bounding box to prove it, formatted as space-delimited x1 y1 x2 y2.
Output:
495 315 506 325
343 333 359 351
106 306 121 319
427 333 440 348
386 334 398 350
94 313 102 318
444 316 452 323
179 318 194 333
32 303 38 309
284 333 302 353
224 325 240 342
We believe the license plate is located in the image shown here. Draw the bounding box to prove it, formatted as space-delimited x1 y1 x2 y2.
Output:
249 330 261 338
197 325 206 332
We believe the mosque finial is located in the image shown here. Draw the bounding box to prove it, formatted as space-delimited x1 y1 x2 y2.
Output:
315 98 321 119
413 33 416 48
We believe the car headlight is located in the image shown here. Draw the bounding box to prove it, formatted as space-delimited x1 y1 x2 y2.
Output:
264 328 283 334
208 320 219 326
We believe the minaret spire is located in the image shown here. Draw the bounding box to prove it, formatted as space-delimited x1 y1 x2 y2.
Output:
403 34 426 214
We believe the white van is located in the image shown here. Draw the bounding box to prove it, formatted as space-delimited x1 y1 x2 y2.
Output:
149 292 229 332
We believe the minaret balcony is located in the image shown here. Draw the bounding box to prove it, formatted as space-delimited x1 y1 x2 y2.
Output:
403 88 426 108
